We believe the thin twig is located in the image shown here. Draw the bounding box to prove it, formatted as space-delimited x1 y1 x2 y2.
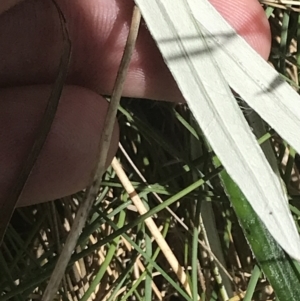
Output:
111 157 194 298
119 142 234 282
41 6 142 301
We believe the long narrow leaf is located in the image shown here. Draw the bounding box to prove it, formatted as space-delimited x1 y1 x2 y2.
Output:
220 167 300 301
133 0 300 260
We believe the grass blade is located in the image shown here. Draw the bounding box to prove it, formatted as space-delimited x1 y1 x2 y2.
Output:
0 1 71 245
219 167 300 301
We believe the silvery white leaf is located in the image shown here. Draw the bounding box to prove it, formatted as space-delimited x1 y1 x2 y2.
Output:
134 0 300 260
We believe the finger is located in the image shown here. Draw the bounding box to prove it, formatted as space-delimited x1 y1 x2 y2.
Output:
0 0 271 102
210 0 271 60
0 85 119 206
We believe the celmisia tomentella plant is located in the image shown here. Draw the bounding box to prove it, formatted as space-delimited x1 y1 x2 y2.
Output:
133 0 300 260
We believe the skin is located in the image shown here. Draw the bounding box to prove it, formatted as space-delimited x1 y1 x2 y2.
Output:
0 0 271 206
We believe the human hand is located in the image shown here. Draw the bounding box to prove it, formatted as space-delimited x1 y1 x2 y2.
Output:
0 0 271 206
